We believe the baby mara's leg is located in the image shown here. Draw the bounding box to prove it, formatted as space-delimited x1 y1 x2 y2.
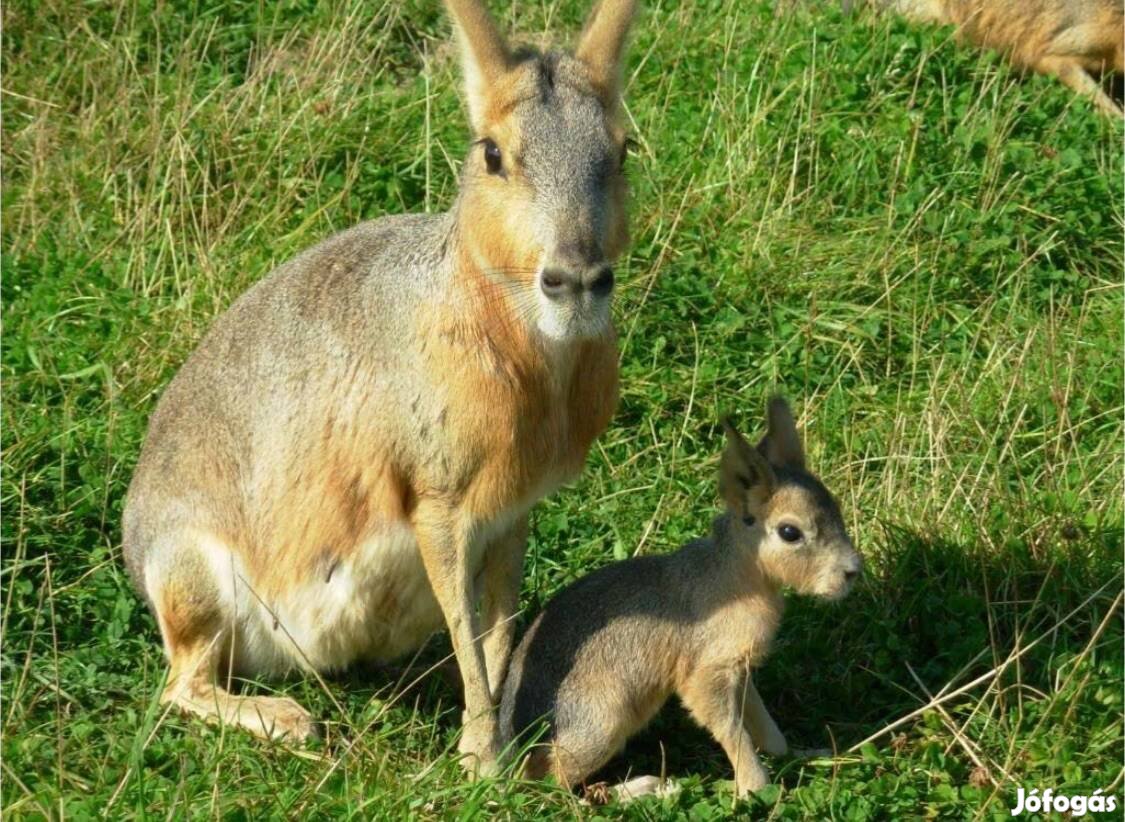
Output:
538 688 669 801
741 674 833 759
740 674 787 756
681 665 770 796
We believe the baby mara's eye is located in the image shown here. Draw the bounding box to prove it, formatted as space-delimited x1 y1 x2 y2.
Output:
778 523 803 544
483 138 502 174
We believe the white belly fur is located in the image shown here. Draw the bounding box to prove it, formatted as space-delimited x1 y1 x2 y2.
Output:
229 525 435 675
232 501 534 676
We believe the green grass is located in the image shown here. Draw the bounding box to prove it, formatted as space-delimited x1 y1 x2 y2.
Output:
3 0 1122 817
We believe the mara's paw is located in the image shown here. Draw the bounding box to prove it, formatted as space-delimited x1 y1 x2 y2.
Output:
757 727 788 757
735 765 771 797
457 747 501 779
241 695 319 743
457 714 500 778
606 775 680 804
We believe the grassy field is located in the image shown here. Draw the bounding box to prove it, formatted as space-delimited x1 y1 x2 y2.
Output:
3 0 1123 817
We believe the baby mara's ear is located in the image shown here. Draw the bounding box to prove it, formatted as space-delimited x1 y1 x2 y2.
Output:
720 416 776 520
758 395 805 470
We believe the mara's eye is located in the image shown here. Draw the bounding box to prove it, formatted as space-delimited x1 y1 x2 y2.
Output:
778 524 803 544
483 139 502 174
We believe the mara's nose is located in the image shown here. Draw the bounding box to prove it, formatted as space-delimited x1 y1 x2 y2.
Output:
844 555 863 582
540 264 615 299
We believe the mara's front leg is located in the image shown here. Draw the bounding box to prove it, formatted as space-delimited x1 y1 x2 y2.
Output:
414 500 500 776
740 674 788 756
477 517 528 702
680 665 770 797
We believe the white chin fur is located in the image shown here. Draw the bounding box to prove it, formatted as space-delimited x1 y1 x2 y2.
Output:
536 293 610 341
818 575 853 601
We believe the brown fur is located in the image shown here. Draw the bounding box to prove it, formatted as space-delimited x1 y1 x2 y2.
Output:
500 399 862 797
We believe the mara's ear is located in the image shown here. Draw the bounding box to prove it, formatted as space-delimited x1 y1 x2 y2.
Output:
758 396 805 470
720 417 776 518
444 0 511 133
574 0 639 107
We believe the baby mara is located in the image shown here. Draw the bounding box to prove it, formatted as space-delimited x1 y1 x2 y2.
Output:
500 398 862 797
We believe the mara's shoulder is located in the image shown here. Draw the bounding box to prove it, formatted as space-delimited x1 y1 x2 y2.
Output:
190 211 454 354
234 211 453 310
290 212 454 274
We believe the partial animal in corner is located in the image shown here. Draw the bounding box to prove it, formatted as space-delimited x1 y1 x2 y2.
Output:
499 397 863 800
845 0 1125 117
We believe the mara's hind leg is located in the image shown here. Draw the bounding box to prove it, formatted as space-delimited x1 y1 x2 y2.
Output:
148 534 317 742
1035 54 1122 117
522 723 619 791
531 742 679 805
537 711 677 804
162 636 317 742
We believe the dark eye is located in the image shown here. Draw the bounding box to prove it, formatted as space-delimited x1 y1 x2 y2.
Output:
778 524 803 544
483 139 502 174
